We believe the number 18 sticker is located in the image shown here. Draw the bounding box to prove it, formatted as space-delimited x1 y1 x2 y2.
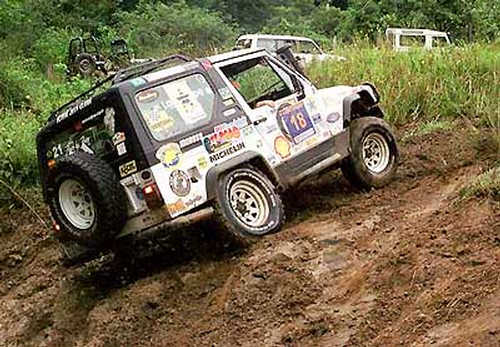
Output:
277 102 316 144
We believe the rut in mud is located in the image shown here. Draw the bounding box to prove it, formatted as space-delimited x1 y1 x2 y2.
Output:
0 123 498 346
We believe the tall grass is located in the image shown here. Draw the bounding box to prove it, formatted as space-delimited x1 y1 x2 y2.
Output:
308 43 500 128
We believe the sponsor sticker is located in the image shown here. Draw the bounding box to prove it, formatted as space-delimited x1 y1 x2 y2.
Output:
277 102 316 145
82 109 105 125
169 170 191 197
197 156 208 170
112 132 126 146
204 123 241 154
116 142 127 156
119 160 137 177
179 132 203 148
218 87 232 100
55 98 92 123
274 136 291 159
166 199 187 216
187 167 202 182
136 90 159 103
209 142 245 163
185 195 202 208
327 112 341 123
156 143 182 169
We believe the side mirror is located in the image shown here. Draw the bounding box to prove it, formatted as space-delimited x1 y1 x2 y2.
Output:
290 74 305 101
276 45 306 76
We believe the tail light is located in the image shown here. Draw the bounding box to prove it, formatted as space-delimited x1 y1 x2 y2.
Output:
142 183 164 209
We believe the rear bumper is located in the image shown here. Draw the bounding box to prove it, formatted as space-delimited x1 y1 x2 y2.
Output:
116 207 214 240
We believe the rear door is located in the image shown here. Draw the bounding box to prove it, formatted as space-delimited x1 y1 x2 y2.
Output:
132 67 251 217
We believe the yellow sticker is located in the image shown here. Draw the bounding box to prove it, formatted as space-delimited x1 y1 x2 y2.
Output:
156 143 182 169
274 136 291 159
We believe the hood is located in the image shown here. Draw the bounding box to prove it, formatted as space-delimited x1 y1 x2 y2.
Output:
316 86 357 114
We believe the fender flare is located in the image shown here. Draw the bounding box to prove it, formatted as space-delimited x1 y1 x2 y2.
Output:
343 83 384 125
205 151 281 200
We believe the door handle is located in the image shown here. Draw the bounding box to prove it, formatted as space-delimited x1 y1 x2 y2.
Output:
253 117 267 126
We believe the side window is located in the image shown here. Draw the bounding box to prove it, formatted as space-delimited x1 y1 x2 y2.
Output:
135 74 215 142
221 57 295 109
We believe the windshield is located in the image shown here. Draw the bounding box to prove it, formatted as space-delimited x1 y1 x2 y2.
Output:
294 40 322 54
256 38 277 51
135 74 215 141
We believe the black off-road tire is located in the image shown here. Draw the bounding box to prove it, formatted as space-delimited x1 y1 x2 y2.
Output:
75 53 97 77
47 152 127 248
341 116 399 189
213 167 285 247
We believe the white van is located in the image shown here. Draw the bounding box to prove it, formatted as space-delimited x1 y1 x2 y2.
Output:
235 34 346 65
385 28 451 52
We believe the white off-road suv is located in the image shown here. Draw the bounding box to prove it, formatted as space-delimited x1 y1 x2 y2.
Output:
235 34 346 65
37 47 398 261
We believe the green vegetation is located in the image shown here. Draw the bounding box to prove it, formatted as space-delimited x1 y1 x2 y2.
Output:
460 167 500 201
0 0 498 198
307 43 500 126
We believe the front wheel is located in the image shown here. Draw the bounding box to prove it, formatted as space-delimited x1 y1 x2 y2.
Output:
342 117 399 189
213 167 285 247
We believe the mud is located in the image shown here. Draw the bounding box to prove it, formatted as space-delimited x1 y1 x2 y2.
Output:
0 123 499 346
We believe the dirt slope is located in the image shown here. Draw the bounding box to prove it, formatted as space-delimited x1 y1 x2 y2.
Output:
0 123 498 346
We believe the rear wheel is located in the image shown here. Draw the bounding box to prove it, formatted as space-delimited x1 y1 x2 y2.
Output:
342 117 398 189
213 167 285 247
47 152 128 247
75 53 97 76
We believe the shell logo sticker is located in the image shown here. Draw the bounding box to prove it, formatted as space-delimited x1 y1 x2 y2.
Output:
274 136 291 159
156 143 182 169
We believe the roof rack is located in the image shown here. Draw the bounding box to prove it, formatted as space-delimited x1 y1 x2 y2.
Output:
48 54 193 123
112 54 192 84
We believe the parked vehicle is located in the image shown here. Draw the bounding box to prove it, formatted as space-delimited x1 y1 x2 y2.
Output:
67 36 150 77
385 28 451 52
235 34 346 67
37 47 398 263
66 36 107 77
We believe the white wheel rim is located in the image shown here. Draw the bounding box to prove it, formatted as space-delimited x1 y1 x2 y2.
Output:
229 180 270 228
362 132 390 174
58 179 96 230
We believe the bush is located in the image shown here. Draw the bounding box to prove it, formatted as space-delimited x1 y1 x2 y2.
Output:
116 1 236 57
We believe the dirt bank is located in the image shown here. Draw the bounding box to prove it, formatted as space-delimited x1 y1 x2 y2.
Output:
0 122 498 346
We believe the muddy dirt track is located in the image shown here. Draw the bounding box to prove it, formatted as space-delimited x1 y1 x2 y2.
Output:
0 123 499 346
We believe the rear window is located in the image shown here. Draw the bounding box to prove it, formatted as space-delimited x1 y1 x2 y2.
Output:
135 74 215 142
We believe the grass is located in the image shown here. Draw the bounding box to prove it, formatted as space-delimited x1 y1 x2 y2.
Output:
459 167 500 202
308 43 499 127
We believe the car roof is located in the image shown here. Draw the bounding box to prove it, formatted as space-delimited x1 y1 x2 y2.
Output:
206 48 267 64
237 34 316 42
385 28 449 37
